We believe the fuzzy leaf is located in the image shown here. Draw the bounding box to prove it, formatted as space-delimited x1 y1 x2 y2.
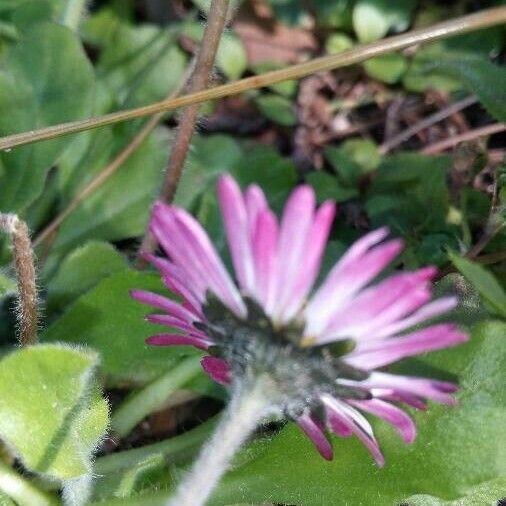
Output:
0 344 108 481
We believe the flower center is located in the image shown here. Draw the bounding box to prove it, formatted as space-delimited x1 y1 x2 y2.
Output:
197 296 371 418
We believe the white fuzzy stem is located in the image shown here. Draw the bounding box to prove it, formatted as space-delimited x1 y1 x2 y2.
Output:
166 376 272 506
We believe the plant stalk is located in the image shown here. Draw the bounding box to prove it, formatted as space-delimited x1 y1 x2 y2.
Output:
0 213 38 346
1 7 504 151
138 0 230 260
166 376 273 506
0 460 56 506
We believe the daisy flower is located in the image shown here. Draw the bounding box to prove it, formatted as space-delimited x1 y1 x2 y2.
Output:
132 174 467 506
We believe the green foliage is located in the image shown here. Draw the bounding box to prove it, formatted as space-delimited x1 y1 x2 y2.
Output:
46 241 128 314
364 53 407 84
0 344 108 484
421 56 506 122
352 0 417 43
42 271 201 386
254 94 297 126
0 23 94 212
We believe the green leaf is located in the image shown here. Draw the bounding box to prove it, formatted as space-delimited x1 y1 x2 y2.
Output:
0 344 108 482
422 56 506 122
403 476 506 505
366 153 450 233
306 171 359 202
41 271 200 386
352 0 416 43
96 23 186 107
325 33 354 54
0 23 95 212
51 127 168 256
449 253 506 319
255 94 297 126
0 274 15 297
175 134 243 210
364 53 407 84
232 144 297 210
340 138 381 173
46 241 128 314
211 321 506 505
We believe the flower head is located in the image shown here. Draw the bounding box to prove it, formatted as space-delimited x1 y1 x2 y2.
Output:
132 174 467 465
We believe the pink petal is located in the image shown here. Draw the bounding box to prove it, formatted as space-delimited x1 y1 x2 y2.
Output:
245 184 268 238
321 395 385 466
322 268 435 342
348 399 416 444
145 314 208 339
280 201 336 322
325 407 353 437
305 233 403 340
146 333 211 350
130 290 197 323
217 175 255 294
271 185 316 322
201 356 232 385
356 372 459 406
151 202 246 318
252 209 279 310
373 297 458 339
297 413 333 460
142 253 204 311
346 324 468 369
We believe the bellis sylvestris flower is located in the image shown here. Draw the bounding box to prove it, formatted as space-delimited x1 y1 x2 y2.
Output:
132 174 467 466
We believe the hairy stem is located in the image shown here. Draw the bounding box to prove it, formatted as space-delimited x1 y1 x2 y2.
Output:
167 376 273 506
139 0 230 260
0 214 38 346
1 7 504 151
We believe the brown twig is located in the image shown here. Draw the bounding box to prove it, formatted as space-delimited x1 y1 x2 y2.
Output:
422 122 506 154
138 0 230 261
0 7 504 151
0 214 38 346
380 95 478 154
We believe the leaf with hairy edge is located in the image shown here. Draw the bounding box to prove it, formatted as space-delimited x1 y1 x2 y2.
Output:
0 344 108 489
0 23 94 212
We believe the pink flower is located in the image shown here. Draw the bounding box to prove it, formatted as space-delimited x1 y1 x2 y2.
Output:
132 174 467 465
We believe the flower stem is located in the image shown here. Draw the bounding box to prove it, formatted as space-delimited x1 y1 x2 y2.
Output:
0 214 38 346
138 0 230 261
1 7 504 151
166 376 273 506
